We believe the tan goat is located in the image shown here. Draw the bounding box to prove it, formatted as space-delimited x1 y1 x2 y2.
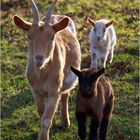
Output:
13 0 81 140
70 67 114 140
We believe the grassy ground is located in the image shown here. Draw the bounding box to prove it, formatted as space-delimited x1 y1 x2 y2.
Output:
1 0 139 140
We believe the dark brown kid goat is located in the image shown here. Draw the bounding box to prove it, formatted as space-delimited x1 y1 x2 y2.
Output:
70 67 114 140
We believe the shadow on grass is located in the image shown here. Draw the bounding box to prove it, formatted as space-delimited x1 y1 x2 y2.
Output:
1 132 38 140
1 89 34 119
20 133 38 140
116 47 139 57
126 47 139 57
1 0 28 12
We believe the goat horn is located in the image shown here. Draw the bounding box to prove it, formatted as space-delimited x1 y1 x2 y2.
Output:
29 0 40 24
45 0 58 25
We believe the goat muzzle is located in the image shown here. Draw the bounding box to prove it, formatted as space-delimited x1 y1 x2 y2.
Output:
35 55 44 67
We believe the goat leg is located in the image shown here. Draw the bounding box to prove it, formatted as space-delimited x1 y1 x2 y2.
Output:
76 112 87 140
89 117 100 140
99 117 109 140
38 94 60 140
60 92 70 128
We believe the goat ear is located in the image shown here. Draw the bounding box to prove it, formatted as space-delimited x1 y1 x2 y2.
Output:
13 15 31 31
95 68 105 78
41 16 45 22
70 66 82 78
87 17 95 27
52 17 69 32
106 20 113 28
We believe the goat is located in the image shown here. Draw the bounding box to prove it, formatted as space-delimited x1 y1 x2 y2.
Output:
42 15 77 36
70 66 114 140
87 17 116 68
13 0 81 140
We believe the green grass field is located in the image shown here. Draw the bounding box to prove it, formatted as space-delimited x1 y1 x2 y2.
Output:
1 0 139 140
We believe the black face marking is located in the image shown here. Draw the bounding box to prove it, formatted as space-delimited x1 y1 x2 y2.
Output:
70 67 105 98
78 72 97 98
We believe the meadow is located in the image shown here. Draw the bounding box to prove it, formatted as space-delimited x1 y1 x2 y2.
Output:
1 0 139 139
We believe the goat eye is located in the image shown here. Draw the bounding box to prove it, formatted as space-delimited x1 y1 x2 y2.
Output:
51 37 54 41
94 28 96 32
28 35 31 40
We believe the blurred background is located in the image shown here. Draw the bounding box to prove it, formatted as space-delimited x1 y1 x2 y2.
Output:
1 0 139 139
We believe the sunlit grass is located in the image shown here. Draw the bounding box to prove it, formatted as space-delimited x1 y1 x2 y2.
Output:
1 0 139 140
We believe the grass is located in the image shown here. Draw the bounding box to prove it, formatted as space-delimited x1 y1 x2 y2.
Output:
1 0 139 140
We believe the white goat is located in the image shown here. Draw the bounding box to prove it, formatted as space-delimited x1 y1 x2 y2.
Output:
87 18 116 68
13 0 81 140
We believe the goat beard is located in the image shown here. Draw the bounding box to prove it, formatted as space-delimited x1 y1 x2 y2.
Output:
38 46 55 70
39 57 51 70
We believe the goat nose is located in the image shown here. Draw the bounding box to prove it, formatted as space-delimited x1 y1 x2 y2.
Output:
35 55 44 61
97 37 101 41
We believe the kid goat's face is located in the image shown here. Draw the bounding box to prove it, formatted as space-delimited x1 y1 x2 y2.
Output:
70 66 105 97
87 17 113 42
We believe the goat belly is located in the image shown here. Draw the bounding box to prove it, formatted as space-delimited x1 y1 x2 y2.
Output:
61 71 77 91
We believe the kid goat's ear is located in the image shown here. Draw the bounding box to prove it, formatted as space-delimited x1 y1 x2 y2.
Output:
87 17 95 27
95 68 105 78
70 66 82 78
52 17 69 32
13 15 31 31
106 20 113 28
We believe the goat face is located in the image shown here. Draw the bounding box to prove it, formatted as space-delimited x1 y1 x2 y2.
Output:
94 22 106 42
87 18 113 42
27 24 55 68
79 74 95 97
13 0 69 69
13 17 69 69
70 66 105 97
